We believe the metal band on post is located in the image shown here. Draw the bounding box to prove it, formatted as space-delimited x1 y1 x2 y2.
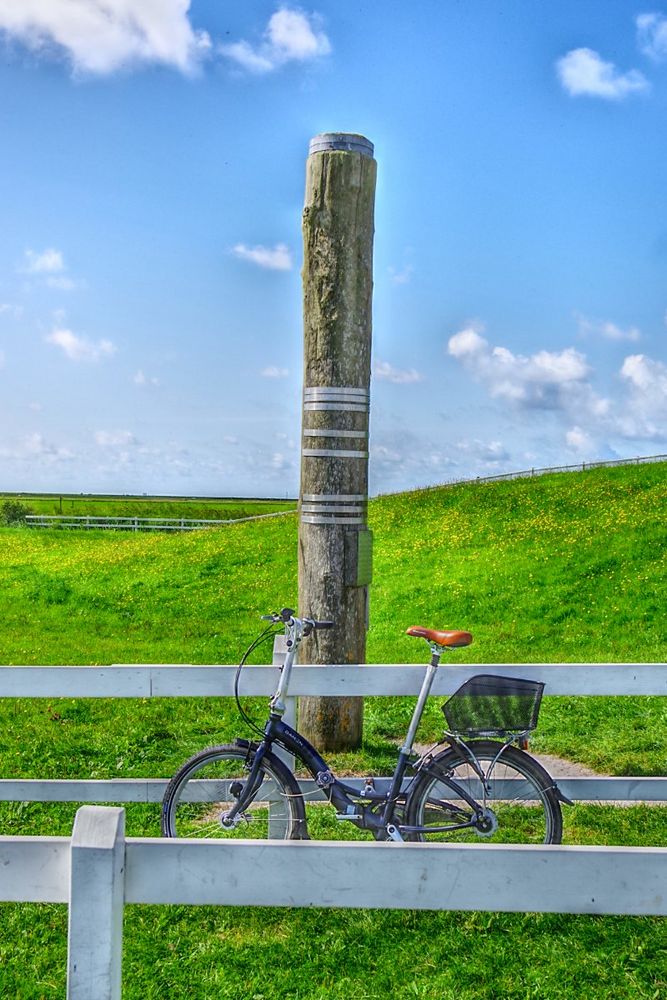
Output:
303 387 370 413
300 493 367 526
302 449 368 459
303 429 367 439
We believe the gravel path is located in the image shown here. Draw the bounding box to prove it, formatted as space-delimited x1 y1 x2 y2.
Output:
530 752 599 777
411 742 600 777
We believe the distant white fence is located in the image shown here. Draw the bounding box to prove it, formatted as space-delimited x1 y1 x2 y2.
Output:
380 452 667 496
1 661 666 998
24 510 295 531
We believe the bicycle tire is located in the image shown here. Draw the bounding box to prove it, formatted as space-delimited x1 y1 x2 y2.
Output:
161 741 307 840
405 740 563 845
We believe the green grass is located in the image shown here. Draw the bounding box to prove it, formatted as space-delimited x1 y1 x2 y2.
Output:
2 900 665 999
1 492 295 520
0 462 665 998
0 461 664 774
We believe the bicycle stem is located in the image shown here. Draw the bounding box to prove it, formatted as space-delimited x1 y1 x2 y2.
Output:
269 619 302 717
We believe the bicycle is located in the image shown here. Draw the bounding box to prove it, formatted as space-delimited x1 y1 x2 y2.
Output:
161 609 567 844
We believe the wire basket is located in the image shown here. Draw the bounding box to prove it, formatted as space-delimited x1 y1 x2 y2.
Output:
442 675 545 736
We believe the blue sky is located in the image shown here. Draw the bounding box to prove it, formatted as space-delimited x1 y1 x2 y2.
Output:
0 1 665 496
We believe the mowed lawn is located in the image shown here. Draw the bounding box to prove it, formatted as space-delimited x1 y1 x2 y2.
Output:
0 462 665 998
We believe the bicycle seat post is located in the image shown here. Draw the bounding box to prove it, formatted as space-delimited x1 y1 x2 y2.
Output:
400 644 443 756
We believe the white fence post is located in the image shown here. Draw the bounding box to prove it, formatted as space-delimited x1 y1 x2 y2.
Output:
67 806 126 1000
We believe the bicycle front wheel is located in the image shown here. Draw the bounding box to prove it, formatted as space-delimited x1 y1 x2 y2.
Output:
161 742 306 840
405 740 562 845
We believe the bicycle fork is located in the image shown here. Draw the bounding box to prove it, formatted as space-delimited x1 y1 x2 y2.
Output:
220 741 272 828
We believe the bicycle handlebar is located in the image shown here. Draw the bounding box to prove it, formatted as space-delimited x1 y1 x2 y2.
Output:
261 609 335 631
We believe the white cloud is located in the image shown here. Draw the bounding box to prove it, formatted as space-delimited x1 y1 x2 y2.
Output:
621 353 667 393
22 247 79 290
261 366 289 378
449 325 667 448
447 323 593 409
457 438 510 464
556 48 649 99
95 430 137 447
220 7 330 74
133 369 159 386
46 327 116 362
0 432 74 461
370 429 457 490
270 451 292 471
616 353 667 441
0 0 210 75
24 247 65 273
388 264 414 285
576 313 640 342
448 324 488 360
233 243 292 271
374 360 425 384
637 12 667 61
565 426 594 452
46 275 77 290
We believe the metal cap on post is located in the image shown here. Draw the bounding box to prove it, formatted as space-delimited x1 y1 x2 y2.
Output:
308 133 375 157
298 132 376 752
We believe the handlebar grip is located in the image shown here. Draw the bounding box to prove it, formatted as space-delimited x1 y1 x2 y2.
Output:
314 620 335 630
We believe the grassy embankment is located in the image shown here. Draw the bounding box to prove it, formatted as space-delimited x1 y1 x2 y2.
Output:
0 462 665 998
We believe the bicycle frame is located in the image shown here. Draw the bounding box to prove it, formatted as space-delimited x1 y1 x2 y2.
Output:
227 623 488 839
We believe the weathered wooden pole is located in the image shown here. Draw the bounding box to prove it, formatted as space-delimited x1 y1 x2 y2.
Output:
298 133 376 751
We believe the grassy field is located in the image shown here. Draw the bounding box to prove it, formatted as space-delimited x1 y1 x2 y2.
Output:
0 461 665 998
1 492 296 520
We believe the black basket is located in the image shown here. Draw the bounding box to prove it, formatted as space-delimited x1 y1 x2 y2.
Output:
442 675 545 736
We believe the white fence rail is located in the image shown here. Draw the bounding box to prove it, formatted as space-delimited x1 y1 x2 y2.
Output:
1 805 666 1000
1 662 666 805
1 661 666 998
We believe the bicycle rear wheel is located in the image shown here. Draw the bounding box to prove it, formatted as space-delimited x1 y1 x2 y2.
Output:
161 742 306 839
405 740 562 845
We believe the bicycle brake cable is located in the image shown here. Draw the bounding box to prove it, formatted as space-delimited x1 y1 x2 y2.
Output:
234 624 282 738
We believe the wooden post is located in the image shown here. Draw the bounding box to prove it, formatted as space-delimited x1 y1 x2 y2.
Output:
298 133 376 750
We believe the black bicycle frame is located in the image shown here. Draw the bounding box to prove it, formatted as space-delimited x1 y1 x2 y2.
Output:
231 713 484 838
268 716 397 835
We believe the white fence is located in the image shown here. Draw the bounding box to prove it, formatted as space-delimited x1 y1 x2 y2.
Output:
379 451 667 496
24 509 295 531
1 661 666 999
1 662 666 805
2 804 667 999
